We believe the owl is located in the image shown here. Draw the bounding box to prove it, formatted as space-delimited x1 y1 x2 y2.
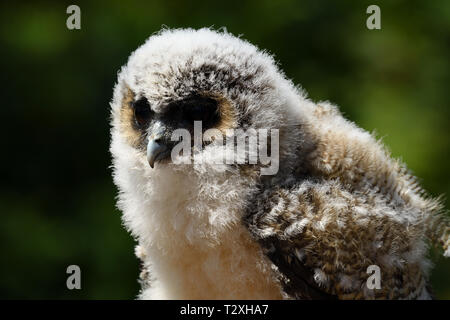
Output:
110 28 449 299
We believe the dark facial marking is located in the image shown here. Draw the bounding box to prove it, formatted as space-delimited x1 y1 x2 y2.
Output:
120 86 237 155
132 97 153 129
163 95 220 132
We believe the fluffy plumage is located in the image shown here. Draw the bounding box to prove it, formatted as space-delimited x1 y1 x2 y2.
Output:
110 28 449 299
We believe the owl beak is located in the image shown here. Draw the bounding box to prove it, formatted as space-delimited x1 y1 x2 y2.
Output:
147 138 169 168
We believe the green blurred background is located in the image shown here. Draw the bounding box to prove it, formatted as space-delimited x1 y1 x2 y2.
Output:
0 0 449 299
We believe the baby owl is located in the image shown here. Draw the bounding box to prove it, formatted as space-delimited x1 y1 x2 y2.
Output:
110 28 449 299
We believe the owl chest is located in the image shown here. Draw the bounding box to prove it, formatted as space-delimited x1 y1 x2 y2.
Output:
146 222 283 299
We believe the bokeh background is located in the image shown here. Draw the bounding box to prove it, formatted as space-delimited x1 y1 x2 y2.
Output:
0 0 449 299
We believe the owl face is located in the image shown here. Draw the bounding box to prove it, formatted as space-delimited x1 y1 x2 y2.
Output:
111 28 303 176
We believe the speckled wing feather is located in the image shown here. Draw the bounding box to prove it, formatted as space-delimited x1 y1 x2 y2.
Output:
244 102 449 300
258 235 338 300
245 179 431 299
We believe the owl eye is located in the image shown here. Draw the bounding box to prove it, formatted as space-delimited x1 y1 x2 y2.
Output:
132 97 153 128
183 96 220 127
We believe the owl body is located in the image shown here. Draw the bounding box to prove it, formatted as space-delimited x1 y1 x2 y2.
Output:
110 28 449 299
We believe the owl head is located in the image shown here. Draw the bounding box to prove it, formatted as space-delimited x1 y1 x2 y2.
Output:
110 28 311 182
110 28 320 245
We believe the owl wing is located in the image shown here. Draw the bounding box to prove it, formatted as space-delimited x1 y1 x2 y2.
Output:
244 177 431 300
258 236 338 299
